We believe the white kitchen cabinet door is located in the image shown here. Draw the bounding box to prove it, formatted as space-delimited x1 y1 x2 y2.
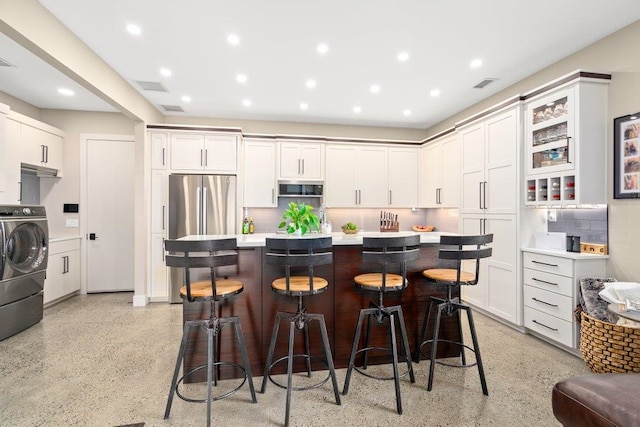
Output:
1 118 21 204
20 123 63 171
325 145 358 207
150 132 168 170
44 252 65 304
422 142 441 207
484 214 518 324
149 234 168 300
460 123 485 214
150 171 168 234
356 146 388 207
439 134 460 207
64 249 80 295
44 239 80 305
244 139 277 207
170 133 205 170
485 109 518 214
279 141 323 180
204 134 237 172
388 146 418 207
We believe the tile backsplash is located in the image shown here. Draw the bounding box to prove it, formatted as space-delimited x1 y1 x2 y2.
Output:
547 207 608 244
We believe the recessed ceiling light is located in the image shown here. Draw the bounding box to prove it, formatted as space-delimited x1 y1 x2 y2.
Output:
58 88 74 96
160 68 172 77
397 51 410 62
182 95 191 103
403 109 412 117
470 58 483 69
126 23 141 35
227 34 240 45
242 99 252 107
430 89 440 97
300 103 309 110
370 84 381 94
236 74 247 83
353 106 362 113
306 79 317 89
317 43 329 54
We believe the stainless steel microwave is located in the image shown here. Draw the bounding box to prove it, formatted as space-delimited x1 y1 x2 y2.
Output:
278 182 324 197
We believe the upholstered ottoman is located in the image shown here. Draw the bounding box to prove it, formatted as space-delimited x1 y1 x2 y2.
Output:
552 373 640 426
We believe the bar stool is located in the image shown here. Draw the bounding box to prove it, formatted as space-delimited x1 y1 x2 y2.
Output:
342 234 419 415
413 234 493 395
163 238 257 427
261 236 341 427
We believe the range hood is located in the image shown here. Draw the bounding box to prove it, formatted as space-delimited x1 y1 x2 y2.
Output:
21 163 58 177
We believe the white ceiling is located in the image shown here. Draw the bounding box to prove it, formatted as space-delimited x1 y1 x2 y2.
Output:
2 1 640 128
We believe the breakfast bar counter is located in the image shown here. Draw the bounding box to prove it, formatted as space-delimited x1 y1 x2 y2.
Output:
179 232 462 381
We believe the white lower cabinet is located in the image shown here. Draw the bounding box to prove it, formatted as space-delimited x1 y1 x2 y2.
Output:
149 234 168 301
44 239 80 305
522 249 607 349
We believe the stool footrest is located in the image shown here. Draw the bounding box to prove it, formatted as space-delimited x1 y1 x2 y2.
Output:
266 354 332 391
175 361 251 403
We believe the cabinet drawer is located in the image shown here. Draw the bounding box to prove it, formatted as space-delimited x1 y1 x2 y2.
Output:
523 268 574 297
524 306 574 348
523 285 573 320
523 252 573 277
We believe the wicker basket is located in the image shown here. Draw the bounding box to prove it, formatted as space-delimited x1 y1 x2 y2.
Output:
580 311 640 373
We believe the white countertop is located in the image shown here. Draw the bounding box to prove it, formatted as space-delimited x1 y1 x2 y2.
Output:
522 247 609 260
180 231 451 247
49 236 82 243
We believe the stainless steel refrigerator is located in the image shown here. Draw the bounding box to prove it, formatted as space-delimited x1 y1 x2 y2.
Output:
168 174 236 303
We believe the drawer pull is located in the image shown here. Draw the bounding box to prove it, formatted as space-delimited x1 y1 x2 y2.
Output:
532 319 558 331
532 277 558 286
532 297 558 308
532 260 559 267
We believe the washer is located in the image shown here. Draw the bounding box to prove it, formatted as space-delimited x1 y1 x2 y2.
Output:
0 205 48 341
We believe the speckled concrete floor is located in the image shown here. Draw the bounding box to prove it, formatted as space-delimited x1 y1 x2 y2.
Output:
0 293 589 426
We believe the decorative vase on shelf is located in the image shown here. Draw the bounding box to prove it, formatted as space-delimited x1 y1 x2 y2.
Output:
278 201 320 236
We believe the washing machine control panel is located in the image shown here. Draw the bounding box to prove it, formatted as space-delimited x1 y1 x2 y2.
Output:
0 205 46 217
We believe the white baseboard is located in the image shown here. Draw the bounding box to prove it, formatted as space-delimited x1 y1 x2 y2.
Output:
132 294 149 307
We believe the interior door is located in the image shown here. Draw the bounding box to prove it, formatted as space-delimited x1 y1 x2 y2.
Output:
86 137 134 292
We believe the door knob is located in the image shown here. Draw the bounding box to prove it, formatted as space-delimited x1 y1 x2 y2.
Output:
89 233 98 240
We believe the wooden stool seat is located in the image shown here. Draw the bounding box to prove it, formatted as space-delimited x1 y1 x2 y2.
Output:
422 268 475 284
354 273 405 291
272 276 328 294
180 279 244 299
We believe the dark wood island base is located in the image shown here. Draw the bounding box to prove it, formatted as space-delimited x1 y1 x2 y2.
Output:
181 242 461 381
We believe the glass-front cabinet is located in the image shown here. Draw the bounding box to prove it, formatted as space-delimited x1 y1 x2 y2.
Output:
524 77 609 206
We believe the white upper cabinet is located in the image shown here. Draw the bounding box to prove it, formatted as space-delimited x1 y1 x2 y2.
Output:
19 120 64 172
244 139 277 207
278 141 323 180
325 144 389 207
170 133 238 172
150 132 168 170
460 106 520 215
388 146 418 207
420 133 460 208
524 80 608 206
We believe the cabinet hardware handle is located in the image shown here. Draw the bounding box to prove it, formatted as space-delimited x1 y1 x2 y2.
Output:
298 159 301 175
483 218 487 234
483 181 487 209
532 319 558 331
162 238 166 261
355 189 358 205
162 148 165 166
566 136 572 164
45 145 49 163
18 181 22 202
204 149 208 167
302 158 305 175
479 182 482 209
532 277 558 286
532 260 558 267
162 205 166 230
200 149 204 166
272 188 275 204
532 297 558 307
389 190 392 205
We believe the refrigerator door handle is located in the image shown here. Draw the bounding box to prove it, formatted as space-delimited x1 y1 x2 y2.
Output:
196 186 201 234
202 186 208 234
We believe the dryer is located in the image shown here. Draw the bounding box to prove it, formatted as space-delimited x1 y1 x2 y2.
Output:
0 205 48 341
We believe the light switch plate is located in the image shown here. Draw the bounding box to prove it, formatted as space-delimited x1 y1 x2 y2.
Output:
65 218 79 228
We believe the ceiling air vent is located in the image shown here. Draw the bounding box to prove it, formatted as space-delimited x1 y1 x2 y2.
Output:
473 78 498 89
136 80 168 92
0 57 15 67
160 104 184 113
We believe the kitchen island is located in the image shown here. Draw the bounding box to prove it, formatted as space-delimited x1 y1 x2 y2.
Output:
178 232 462 381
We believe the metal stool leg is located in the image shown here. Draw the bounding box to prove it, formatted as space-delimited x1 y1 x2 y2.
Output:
363 309 374 369
455 298 467 366
427 303 444 392
285 318 296 427
316 314 341 405
233 319 257 402
395 307 415 384
388 313 402 415
343 309 366 395
261 313 283 393
414 299 433 363
465 306 488 396
164 321 191 419
205 325 214 427
303 322 312 377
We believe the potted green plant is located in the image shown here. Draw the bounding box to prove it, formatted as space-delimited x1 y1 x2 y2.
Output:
278 201 320 235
